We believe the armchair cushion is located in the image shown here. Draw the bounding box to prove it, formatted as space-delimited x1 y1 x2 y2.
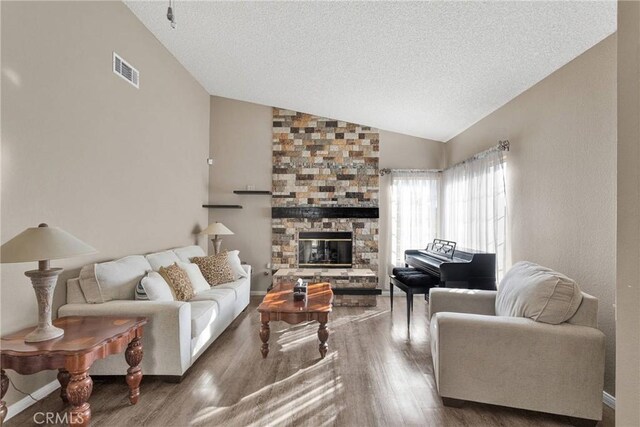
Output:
496 261 582 324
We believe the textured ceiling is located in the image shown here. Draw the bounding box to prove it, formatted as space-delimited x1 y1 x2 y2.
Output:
125 1 616 141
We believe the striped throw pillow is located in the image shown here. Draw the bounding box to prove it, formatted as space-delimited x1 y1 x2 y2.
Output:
135 279 149 300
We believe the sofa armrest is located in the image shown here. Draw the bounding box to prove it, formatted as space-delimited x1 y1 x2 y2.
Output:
431 312 605 420
428 288 496 319
242 264 252 276
58 300 192 376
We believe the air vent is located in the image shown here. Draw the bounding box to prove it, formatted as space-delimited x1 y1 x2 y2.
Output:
112 52 139 88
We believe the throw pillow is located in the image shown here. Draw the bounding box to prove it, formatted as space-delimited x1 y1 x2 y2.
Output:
137 271 174 301
159 263 195 301
135 280 149 301
78 264 104 304
495 261 583 324
227 250 248 280
177 261 210 294
190 252 235 286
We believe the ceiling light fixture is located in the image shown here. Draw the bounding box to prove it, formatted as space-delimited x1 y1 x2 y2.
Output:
167 0 176 29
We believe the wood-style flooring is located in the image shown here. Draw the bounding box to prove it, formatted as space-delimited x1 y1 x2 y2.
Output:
7 296 614 427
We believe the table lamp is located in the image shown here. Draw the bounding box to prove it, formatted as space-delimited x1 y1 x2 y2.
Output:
200 222 233 254
1 224 96 342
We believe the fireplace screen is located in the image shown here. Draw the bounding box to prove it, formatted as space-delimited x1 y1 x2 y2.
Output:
298 232 353 268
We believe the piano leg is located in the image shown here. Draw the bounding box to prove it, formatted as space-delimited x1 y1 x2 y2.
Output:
410 293 414 312
406 292 411 335
390 282 394 311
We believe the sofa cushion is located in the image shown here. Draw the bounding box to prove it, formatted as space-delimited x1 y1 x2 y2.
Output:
190 287 236 305
159 263 195 302
496 261 583 324
173 245 206 263
216 277 248 300
189 300 218 339
137 271 174 301
177 261 210 294
146 250 181 271
94 255 152 301
190 252 235 286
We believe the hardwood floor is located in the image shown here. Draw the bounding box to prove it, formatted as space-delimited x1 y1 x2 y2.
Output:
7 296 614 426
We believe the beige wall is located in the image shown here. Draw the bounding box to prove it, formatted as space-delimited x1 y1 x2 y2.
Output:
209 98 444 291
1 1 210 408
379 130 444 286
446 35 617 395
208 96 273 291
616 1 640 424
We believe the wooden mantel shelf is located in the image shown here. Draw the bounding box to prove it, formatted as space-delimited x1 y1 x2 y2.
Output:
202 204 243 209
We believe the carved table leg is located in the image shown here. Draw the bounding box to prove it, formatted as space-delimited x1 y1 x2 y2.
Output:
1 369 9 425
67 369 92 427
318 322 329 358
260 320 270 358
125 336 143 405
58 369 70 403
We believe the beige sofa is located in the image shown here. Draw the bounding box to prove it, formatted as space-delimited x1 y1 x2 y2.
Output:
428 262 605 422
58 245 251 380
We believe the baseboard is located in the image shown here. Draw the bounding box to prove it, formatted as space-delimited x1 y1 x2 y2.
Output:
6 379 60 421
603 391 615 409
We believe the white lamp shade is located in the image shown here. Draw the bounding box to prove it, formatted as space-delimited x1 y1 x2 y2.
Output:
1 224 96 263
200 222 234 236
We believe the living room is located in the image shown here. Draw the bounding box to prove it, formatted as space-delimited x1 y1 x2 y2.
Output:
1 1 639 426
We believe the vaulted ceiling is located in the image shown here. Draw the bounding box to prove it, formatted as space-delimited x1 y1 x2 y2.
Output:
125 1 616 141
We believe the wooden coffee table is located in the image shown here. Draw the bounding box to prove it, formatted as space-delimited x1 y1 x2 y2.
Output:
258 282 333 359
0 316 147 427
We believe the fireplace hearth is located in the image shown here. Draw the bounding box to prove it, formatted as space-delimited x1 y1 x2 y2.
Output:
298 232 353 268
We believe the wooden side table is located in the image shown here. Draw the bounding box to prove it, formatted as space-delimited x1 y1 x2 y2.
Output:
0 316 147 426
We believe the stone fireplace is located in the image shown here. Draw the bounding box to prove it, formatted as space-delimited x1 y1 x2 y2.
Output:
271 108 379 306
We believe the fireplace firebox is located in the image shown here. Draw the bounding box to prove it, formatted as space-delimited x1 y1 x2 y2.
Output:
298 232 353 268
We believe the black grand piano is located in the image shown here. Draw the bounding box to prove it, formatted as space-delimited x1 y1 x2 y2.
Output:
404 239 497 291
390 239 496 332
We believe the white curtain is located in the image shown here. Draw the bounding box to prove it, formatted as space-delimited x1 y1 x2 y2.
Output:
442 150 508 279
389 171 440 267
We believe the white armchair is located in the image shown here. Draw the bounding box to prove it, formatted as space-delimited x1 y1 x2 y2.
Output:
428 268 605 424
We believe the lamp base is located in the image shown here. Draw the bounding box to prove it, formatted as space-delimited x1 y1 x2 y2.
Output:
24 268 64 343
25 325 64 343
212 236 223 255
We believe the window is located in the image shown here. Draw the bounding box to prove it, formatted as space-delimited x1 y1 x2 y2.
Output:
389 171 440 267
442 150 508 279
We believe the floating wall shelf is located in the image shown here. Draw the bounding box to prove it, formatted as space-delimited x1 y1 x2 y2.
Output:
202 204 243 209
233 190 272 195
